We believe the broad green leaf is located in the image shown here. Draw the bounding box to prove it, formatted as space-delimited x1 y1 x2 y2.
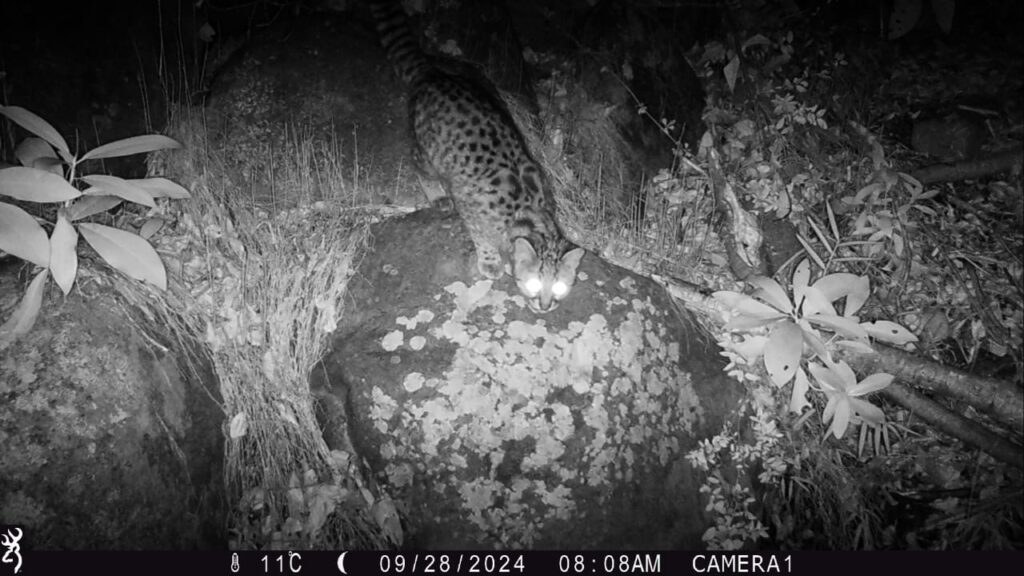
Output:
15 137 60 172
749 276 793 313
904 174 928 195
0 268 49 346
723 314 779 331
844 277 870 317
814 273 869 314
820 385 838 421
128 177 191 199
792 258 811 291
798 285 837 317
732 335 768 362
66 194 123 221
789 367 811 414
791 258 813 307
851 212 873 235
850 397 885 425
139 217 165 239
828 398 852 438
0 105 71 159
835 339 874 354
912 203 937 217
809 360 845 393
800 326 831 362
850 373 894 396
31 157 64 175
915 187 938 205
862 320 919 345
0 166 81 203
0 201 50 267
764 320 803 387
712 290 748 309
853 182 883 204
723 55 740 93
50 211 78 295
79 222 166 290
830 359 858 387
734 294 788 319
81 174 155 208
807 313 869 341
79 134 182 161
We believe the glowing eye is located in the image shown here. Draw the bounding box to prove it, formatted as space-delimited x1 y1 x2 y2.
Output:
524 277 543 295
551 281 568 297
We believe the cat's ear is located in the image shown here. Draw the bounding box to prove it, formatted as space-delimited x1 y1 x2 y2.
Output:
513 238 540 270
558 247 585 275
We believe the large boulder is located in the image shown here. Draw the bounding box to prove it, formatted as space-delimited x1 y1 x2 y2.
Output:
0 285 225 548
204 12 418 207
316 208 744 548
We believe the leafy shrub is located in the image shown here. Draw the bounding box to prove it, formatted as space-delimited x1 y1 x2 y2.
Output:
0 105 189 345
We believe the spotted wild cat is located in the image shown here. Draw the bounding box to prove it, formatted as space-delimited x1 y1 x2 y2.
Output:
370 0 585 313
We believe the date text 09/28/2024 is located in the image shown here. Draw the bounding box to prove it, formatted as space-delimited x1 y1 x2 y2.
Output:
345 552 790 575
372 553 663 574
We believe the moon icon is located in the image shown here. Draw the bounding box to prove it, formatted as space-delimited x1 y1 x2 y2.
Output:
337 551 348 574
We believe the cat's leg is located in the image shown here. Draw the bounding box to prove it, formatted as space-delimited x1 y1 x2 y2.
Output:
411 143 454 211
452 185 508 280
416 175 454 211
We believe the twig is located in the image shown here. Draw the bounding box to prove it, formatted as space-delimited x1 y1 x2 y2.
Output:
834 345 1023 437
910 147 1023 185
881 382 1022 468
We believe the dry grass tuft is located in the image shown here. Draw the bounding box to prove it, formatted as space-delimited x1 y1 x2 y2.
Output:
121 104 395 548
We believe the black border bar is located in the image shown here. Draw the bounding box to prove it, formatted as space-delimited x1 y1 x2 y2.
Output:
8 550 1022 576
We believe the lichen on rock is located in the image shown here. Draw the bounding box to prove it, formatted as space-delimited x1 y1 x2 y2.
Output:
321 210 737 548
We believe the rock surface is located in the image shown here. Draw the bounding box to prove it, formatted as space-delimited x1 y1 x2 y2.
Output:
316 208 744 548
0 286 225 548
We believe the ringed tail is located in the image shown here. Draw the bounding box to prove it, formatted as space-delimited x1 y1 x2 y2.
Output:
369 0 433 85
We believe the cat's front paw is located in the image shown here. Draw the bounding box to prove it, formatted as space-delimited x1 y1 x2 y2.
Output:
477 257 505 280
432 196 455 212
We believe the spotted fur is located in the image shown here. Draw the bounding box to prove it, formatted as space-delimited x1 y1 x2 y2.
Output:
370 0 584 312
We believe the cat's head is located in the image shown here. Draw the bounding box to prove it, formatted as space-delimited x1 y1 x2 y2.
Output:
512 238 585 313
